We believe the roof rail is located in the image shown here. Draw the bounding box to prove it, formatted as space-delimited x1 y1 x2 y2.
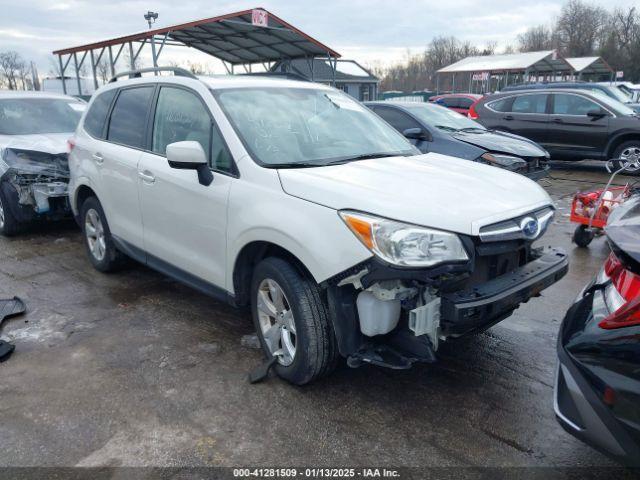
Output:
109 66 197 83
238 72 310 82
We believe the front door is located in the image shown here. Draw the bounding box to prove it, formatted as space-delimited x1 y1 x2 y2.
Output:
546 93 610 159
138 85 235 289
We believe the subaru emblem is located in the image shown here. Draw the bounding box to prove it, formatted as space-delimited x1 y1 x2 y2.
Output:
520 217 539 239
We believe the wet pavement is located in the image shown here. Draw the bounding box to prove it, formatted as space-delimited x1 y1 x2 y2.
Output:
0 164 633 469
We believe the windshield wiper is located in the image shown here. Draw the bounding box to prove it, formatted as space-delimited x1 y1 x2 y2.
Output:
323 152 408 165
434 125 459 132
458 127 487 133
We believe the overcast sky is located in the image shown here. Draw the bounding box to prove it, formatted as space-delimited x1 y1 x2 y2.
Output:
1 0 636 76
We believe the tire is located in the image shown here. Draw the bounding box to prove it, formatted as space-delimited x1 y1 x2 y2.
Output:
573 225 594 248
0 185 21 237
80 196 126 272
251 257 339 385
612 141 640 175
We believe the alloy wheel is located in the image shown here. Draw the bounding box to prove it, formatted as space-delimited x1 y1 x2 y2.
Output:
256 278 296 366
620 146 640 172
85 208 106 261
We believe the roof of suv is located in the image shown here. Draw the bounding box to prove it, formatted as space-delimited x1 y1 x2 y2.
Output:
100 74 331 93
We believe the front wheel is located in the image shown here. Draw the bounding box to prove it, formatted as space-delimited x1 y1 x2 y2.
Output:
251 257 339 385
613 141 640 174
0 185 20 237
573 224 595 248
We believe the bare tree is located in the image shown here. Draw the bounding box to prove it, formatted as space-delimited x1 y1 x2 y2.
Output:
0 51 25 90
555 0 608 56
96 58 110 84
518 25 554 52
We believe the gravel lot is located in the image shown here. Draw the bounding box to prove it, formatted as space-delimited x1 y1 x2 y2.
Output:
0 164 633 472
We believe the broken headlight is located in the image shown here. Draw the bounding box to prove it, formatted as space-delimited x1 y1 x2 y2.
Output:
339 210 469 267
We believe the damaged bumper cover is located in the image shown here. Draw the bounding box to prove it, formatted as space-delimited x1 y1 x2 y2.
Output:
0 147 71 220
325 245 568 370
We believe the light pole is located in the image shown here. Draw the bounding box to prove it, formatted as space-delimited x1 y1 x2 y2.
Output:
144 11 158 29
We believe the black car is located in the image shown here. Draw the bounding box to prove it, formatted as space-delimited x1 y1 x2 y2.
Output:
365 101 549 180
555 194 640 466
501 81 640 112
472 89 640 169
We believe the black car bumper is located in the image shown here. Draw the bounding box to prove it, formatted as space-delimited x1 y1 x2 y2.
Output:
555 293 640 466
441 247 568 336
523 165 550 181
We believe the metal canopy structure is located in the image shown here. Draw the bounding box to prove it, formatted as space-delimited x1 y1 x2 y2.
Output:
436 50 572 94
565 57 614 79
52 8 341 95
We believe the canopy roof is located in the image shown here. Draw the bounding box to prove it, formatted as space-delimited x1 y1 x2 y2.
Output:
271 58 378 82
52 8 340 64
437 50 570 74
564 57 613 74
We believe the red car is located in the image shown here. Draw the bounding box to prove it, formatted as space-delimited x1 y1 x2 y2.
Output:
429 94 483 115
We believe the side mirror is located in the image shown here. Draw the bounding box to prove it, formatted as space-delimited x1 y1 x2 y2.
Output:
166 141 213 186
587 109 607 120
403 127 432 142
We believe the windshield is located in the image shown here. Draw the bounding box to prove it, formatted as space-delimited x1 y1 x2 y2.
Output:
589 90 636 116
0 98 85 135
213 87 416 167
404 103 486 132
594 85 632 104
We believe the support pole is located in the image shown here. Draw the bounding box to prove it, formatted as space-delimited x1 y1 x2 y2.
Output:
436 74 439 94
452 73 456 93
73 52 82 96
90 50 98 90
108 46 115 78
128 42 135 71
150 35 158 74
58 55 67 95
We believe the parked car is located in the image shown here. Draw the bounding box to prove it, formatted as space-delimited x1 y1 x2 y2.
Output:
471 89 640 169
555 191 640 466
365 101 549 179
501 81 640 112
0 91 85 236
428 93 482 115
69 69 568 385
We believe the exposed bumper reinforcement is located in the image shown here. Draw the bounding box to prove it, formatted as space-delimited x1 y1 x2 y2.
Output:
441 247 569 335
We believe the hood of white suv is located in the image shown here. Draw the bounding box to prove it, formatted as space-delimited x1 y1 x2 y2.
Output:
278 152 552 236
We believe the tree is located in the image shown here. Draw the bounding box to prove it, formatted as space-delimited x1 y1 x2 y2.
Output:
0 51 25 90
96 58 110 84
518 26 554 52
555 0 608 56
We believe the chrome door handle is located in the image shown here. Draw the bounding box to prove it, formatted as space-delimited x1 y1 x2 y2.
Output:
138 171 155 184
92 152 104 164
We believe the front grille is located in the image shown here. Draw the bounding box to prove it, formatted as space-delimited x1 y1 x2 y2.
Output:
479 207 554 243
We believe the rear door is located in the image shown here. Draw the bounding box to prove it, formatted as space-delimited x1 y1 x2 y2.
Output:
502 93 550 145
547 93 610 159
99 85 154 248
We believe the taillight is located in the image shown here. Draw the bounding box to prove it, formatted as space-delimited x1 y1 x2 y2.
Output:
468 102 479 119
599 253 640 329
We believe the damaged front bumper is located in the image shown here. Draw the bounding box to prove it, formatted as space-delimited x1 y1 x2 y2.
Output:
0 147 71 222
325 244 568 370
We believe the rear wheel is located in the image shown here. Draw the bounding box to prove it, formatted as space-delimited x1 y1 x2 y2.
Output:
573 224 595 248
613 141 640 174
0 186 20 237
80 196 126 272
251 257 339 385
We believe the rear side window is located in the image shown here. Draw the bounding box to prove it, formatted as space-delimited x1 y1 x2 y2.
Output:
511 94 547 114
374 107 421 133
107 86 154 148
457 98 474 109
486 97 511 112
83 89 116 139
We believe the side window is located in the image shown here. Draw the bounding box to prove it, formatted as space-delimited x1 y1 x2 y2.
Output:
487 97 511 112
457 98 474 109
552 94 600 116
374 107 421 133
444 97 460 108
152 87 233 173
107 87 154 148
84 89 116 139
511 94 548 114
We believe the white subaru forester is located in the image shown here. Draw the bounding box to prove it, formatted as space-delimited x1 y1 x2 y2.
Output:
68 69 568 385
